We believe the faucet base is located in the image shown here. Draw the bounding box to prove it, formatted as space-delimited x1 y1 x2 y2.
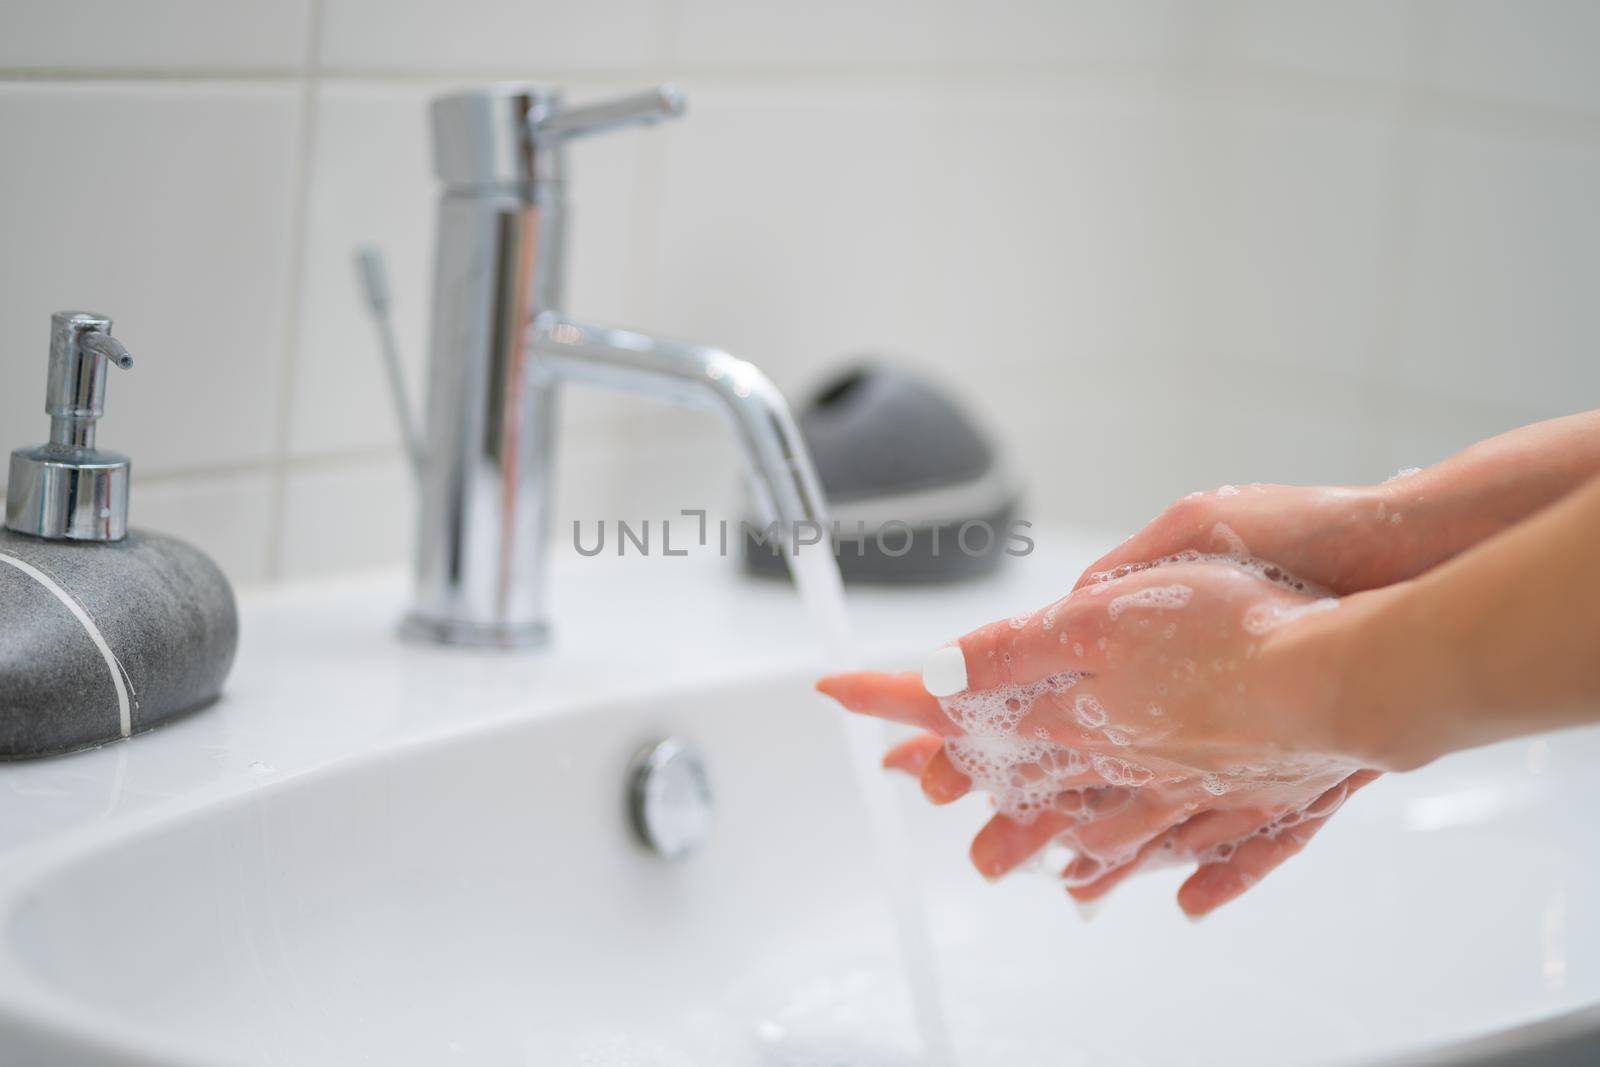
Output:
400 614 550 650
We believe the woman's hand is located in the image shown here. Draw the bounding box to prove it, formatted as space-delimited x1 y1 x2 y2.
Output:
818 413 1600 918
1075 482 1422 597
885 727 1380 917
818 559 1382 918
1086 408 1600 599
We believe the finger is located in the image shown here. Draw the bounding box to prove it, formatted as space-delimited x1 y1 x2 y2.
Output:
1176 823 1313 917
1064 826 1184 902
955 559 1224 696
1169 806 1281 856
882 732 943 775
1066 790 1187 875
1071 496 1221 591
1069 771 1384 911
919 745 971 804
816 672 954 735
1172 771 1369 868
1176 771 1380 918
1062 849 1138 895
952 746 1109 802
1344 769 1382 793
969 811 1075 879
1174 769 1379 860
952 599 1106 693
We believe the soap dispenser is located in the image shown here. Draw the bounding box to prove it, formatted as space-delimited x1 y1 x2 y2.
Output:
0 311 238 759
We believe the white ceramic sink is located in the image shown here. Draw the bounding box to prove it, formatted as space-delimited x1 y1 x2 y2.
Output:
0 542 1596 1066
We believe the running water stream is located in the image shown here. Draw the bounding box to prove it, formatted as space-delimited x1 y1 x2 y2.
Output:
788 544 955 1066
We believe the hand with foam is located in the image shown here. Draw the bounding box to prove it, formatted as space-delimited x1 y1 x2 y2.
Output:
1081 409 1600 598
818 559 1382 919
1074 483 1410 597
820 411 1600 918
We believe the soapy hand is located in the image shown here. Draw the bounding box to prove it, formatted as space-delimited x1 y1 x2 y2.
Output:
1085 409 1600 598
824 412 1600 916
1075 482 1422 597
818 557 1380 918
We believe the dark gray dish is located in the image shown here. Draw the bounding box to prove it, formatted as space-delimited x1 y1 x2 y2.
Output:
0 527 237 759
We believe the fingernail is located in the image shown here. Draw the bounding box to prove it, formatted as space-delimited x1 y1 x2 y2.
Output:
1183 909 1208 924
1071 895 1104 922
922 645 968 697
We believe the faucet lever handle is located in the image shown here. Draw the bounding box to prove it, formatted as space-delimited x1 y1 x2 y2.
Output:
532 84 685 143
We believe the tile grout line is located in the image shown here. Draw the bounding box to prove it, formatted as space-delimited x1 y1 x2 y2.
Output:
5 62 1600 150
1363 1 1436 434
134 447 409 486
262 0 328 583
613 0 685 462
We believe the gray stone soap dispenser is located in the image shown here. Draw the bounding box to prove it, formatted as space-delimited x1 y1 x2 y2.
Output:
1 311 238 759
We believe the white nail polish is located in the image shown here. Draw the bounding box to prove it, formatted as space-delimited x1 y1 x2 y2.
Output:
921 645 968 697
1071 895 1103 922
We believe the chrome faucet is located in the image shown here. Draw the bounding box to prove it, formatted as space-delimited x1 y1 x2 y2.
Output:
358 83 831 647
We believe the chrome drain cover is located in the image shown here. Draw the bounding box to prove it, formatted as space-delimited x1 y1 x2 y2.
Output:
628 737 714 858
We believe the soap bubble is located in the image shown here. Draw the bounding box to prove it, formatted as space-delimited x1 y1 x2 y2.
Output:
1107 583 1193 621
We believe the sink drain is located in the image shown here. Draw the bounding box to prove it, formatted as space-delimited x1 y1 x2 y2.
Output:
628 737 714 858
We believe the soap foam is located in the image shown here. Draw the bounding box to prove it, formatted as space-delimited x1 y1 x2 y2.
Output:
928 525 1360 895
950 673 1082 725
940 673 1093 821
1241 596 1339 636
1073 693 1108 728
943 734 1093 823
1086 523 1328 598
1107 583 1193 620
1089 752 1154 787
1195 777 1353 865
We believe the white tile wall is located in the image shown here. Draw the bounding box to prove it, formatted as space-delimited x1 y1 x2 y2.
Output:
278 454 413 578
1166 90 1398 381
134 472 278 583
319 0 667 73
667 0 1191 69
0 82 302 474
637 80 1204 410
1197 0 1419 85
289 82 436 460
1426 0 1600 112
0 0 313 71
1384 122 1600 410
1 1 1597 590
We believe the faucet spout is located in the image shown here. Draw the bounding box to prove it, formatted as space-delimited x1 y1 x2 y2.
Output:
532 315 831 540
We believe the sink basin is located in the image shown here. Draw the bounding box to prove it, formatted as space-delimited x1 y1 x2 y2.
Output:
2 673 920 1065
0 545 1596 1065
